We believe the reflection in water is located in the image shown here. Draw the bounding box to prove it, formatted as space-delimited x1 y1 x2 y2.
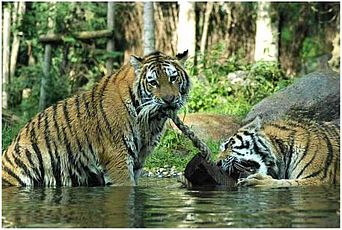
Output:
2 178 340 228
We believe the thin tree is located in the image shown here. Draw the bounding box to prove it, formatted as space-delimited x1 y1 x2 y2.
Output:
254 1 279 62
200 2 213 54
177 1 196 57
106 2 115 75
143 2 155 55
10 2 26 81
39 3 55 111
2 8 11 109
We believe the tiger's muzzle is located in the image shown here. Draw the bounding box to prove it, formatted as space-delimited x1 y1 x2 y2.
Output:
217 157 260 180
160 95 181 110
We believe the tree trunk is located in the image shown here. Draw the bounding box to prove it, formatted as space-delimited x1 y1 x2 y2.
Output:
177 1 196 57
254 1 279 62
10 1 26 81
106 2 115 75
39 3 55 111
200 2 213 54
143 2 155 55
328 12 340 72
39 30 114 43
2 8 11 109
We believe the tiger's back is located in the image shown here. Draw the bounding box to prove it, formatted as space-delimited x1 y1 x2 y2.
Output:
263 119 340 185
218 117 340 187
2 71 130 187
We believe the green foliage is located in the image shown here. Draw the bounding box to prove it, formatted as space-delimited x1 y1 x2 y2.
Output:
185 44 293 118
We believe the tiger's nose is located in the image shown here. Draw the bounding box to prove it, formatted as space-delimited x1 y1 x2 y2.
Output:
161 95 176 104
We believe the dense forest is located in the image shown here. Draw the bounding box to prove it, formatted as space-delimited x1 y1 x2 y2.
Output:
2 1 340 152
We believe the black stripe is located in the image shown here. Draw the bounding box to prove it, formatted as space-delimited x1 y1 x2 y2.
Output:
99 76 114 137
333 159 338 184
43 110 60 186
296 147 318 179
12 134 22 159
64 98 91 164
75 94 81 118
62 99 91 181
321 130 335 179
268 123 294 132
52 104 62 142
234 134 246 149
24 149 41 184
4 150 14 167
128 85 139 111
30 121 45 185
2 178 12 186
25 123 30 137
251 135 269 162
60 126 83 186
75 95 97 162
82 93 92 117
2 165 25 186
91 85 97 116
37 112 43 130
13 156 36 185
302 170 322 180
255 134 269 150
85 133 97 161
284 133 295 179
232 150 243 156
122 136 137 160
293 136 310 179
63 100 72 131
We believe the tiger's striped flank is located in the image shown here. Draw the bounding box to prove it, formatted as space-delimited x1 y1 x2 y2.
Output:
217 117 340 187
2 50 190 187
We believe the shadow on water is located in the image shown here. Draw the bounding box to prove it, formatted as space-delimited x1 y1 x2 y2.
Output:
2 178 340 228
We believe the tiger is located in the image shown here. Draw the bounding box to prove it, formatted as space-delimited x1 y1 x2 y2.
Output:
2 50 190 187
216 116 340 187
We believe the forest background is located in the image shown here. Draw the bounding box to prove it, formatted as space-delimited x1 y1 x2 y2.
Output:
1 1 340 171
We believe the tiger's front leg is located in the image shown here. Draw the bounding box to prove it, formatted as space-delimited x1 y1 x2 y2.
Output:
237 173 320 188
100 141 136 186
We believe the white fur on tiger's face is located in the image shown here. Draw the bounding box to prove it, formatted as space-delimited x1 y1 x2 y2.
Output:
217 117 340 187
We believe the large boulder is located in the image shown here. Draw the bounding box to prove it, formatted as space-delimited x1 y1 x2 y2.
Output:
244 70 340 124
169 113 241 142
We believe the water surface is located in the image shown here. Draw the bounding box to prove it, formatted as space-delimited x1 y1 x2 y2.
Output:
2 178 340 228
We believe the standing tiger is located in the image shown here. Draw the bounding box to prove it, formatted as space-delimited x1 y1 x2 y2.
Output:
2 50 190 187
217 117 340 187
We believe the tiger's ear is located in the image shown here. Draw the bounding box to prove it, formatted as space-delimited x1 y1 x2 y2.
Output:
130 55 143 72
176 50 188 66
243 116 262 131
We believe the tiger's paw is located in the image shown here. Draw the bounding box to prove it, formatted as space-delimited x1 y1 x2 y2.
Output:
237 173 276 187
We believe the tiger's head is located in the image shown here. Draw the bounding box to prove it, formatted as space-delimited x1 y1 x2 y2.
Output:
216 117 279 179
130 50 190 117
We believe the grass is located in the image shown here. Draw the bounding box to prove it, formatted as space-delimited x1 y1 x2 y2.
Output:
144 128 221 172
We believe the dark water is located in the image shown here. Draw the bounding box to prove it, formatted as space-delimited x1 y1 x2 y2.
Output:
2 178 340 228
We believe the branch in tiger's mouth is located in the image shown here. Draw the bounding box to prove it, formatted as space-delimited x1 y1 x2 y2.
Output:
167 111 212 162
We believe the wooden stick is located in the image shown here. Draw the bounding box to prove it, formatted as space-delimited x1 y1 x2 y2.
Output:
39 29 114 43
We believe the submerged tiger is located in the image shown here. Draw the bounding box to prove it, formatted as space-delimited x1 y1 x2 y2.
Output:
217 117 340 187
2 50 190 187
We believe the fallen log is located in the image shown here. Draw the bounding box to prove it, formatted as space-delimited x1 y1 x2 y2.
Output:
184 153 237 188
39 29 114 43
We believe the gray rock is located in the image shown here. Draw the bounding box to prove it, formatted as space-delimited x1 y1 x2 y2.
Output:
244 70 340 124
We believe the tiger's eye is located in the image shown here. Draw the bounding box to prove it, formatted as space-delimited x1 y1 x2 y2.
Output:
170 75 177 82
149 80 158 87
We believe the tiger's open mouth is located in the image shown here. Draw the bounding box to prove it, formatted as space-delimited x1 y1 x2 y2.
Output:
217 157 260 180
